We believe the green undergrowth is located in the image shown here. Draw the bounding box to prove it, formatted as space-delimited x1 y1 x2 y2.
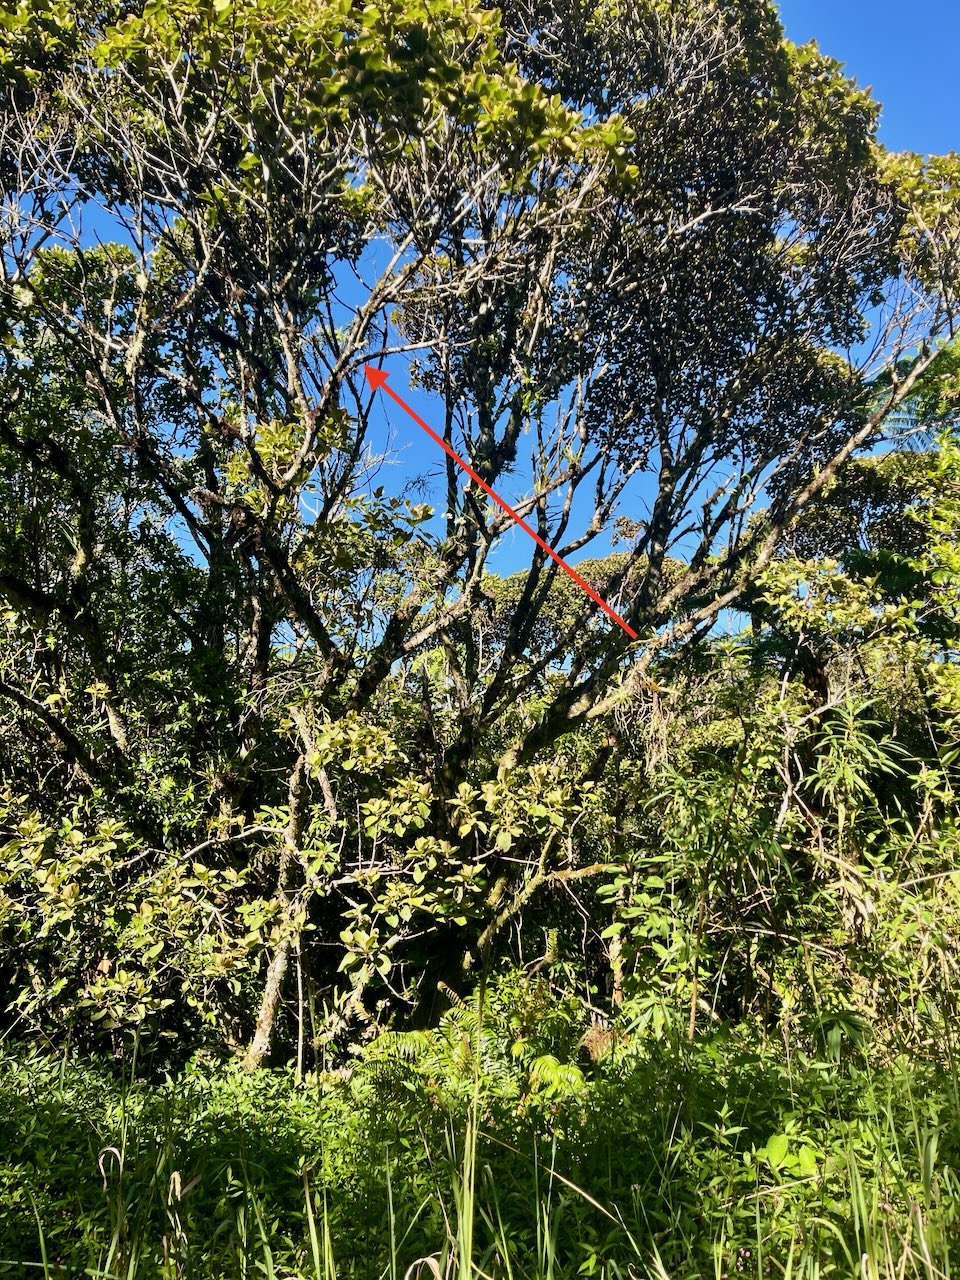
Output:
2 999 959 1279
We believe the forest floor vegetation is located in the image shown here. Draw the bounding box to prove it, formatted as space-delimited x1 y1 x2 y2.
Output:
2 994 959 1280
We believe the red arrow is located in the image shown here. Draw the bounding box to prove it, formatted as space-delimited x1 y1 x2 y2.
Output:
365 366 637 640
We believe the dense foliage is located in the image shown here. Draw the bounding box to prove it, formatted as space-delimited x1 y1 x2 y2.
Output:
1 0 959 1274
3 1011 960 1278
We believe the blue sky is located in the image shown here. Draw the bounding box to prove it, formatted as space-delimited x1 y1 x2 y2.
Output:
776 0 958 155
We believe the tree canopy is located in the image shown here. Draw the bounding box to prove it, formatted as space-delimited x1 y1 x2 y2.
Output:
0 0 958 1066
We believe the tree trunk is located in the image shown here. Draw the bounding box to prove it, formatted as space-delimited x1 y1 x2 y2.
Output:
242 756 306 1070
244 938 293 1070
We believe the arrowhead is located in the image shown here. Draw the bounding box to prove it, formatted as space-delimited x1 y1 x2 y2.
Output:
364 366 389 390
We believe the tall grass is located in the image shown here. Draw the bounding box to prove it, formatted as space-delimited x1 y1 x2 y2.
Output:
2 1028 959 1280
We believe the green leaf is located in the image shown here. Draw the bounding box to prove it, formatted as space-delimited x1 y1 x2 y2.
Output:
765 1134 789 1169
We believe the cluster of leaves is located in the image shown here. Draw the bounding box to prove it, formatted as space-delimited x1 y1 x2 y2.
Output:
0 791 290 1046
